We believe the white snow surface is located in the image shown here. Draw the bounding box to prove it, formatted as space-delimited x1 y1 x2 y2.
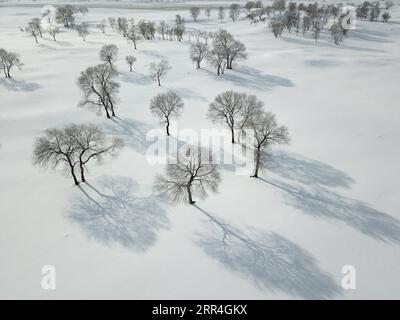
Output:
0 5 400 299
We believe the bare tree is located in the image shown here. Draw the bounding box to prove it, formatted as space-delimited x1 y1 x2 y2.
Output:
207 46 226 76
56 5 77 28
157 20 168 40
312 21 322 43
31 17 43 38
117 17 129 37
0 48 23 78
98 19 106 33
33 124 123 185
26 17 42 43
245 1 256 12
149 58 171 86
108 17 116 31
208 91 245 144
77 63 120 119
125 55 136 72
212 29 247 70
99 44 118 70
229 4 241 22
227 39 247 69
218 6 225 22
190 7 201 21
26 22 39 43
270 16 285 38
238 94 264 132
246 111 290 178
127 22 142 50
191 29 203 42
175 15 185 41
382 11 391 23
154 150 221 204
150 91 184 136
330 22 344 45
205 8 212 20
190 42 209 69
48 24 60 41
67 124 124 182
76 22 89 41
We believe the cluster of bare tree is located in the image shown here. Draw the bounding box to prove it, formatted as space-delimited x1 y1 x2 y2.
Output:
356 1 392 23
256 2 357 45
77 45 120 119
0 48 23 78
189 5 242 23
208 91 290 178
33 124 123 185
56 5 88 28
153 91 290 205
189 29 247 75
106 15 185 49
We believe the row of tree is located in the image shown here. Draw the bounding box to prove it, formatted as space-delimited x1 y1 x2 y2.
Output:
189 4 242 23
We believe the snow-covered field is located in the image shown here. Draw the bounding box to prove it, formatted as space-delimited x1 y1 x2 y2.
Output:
1 4 400 299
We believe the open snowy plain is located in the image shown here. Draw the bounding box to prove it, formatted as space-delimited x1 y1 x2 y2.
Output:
0 3 400 299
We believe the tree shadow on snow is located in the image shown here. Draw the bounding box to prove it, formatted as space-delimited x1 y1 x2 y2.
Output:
103 116 153 155
139 49 166 59
258 176 400 244
206 66 294 91
165 86 208 103
266 151 355 188
193 205 341 299
119 72 154 86
0 78 41 92
255 150 400 243
68 176 169 251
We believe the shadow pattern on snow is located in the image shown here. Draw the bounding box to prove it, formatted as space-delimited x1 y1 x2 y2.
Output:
119 72 154 86
266 151 355 188
194 205 341 299
258 176 400 244
68 176 169 251
205 65 294 91
0 78 41 92
103 117 153 155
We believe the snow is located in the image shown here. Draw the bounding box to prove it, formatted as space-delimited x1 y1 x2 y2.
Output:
1 4 400 299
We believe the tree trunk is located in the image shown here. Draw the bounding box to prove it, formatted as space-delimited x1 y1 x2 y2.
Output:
166 118 170 136
68 161 79 185
187 184 195 204
104 105 111 119
197 61 200 69
230 125 235 144
157 76 161 86
79 163 86 183
251 147 261 178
